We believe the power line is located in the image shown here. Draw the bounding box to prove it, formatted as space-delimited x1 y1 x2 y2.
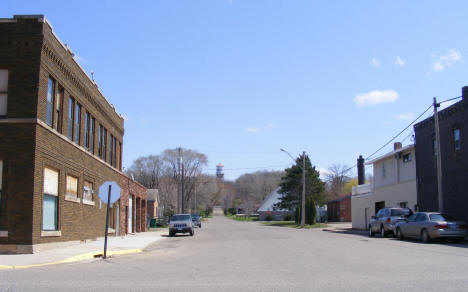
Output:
440 95 462 104
206 164 288 171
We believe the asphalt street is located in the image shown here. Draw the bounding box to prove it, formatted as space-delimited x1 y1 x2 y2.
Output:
1 215 468 291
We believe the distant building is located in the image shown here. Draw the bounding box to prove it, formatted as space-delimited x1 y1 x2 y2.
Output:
257 188 294 221
326 195 351 222
147 189 161 221
352 143 417 229
414 87 468 222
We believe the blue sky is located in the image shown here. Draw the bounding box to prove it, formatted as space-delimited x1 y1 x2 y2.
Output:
4 1 468 180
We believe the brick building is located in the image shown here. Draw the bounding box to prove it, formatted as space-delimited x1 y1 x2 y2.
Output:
0 15 146 253
414 86 468 222
326 195 351 222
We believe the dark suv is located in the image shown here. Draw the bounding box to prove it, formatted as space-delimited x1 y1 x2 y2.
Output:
369 207 412 237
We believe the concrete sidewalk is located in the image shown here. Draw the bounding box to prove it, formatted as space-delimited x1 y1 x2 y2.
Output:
0 229 168 270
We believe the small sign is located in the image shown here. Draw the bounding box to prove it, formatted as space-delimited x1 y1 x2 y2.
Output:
98 181 121 204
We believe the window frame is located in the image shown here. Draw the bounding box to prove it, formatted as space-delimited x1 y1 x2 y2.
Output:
68 97 75 140
0 69 9 117
46 77 55 127
55 86 63 132
453 126 461 152
90 117 95 154
74 103 81 144
42 167 59 231
402 153 412 163
84 112 90 149
65 174 80 203
83 180 95 205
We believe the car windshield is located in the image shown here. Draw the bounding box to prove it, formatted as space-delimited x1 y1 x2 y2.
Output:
391 209 410 217
430 214 456 221
172 215 191 221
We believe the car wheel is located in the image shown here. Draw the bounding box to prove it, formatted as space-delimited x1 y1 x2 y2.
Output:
454 238 463 244
190 229 194 236
199 224 202 228
396 228 404 240
421 229 431 243
368 225 374 237
380 225 386 238
169 231 174 237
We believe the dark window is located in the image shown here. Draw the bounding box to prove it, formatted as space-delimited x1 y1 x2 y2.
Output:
433 137 438 156
90 117 95 154
98 124 103 158
398 202 408 208
109 134 114 166
402 153 411 163
453 127 461 151
0 69 8 116
103 128 107 161
84 112 90 149
416 213 427 222
68 97 74 139
55 87 63 132
407 214 417 222
46 78 55 127
119 142 122 170
74 103 81 144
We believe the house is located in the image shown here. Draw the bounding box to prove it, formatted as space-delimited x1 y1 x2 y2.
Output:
257 188 294 221
326 195 351 222
147 189 161 222
413 86 468 222
351 143 417 229
0 15 146 253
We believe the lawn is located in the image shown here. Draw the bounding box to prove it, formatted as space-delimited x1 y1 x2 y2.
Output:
261 221 328 229
226 214 259 221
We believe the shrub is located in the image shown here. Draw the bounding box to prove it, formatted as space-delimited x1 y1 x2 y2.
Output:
284 214 292 221
265 214 273 221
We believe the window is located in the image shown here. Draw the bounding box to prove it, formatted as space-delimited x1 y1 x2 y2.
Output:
113 137 117 167
416 213 427 222
109 135 117 167
83 181 94 203
43 168 59 231
398 202 408 208
98 124 103 158
0 160 3 215
382 162 386 178
454 127 461 151
46 78 55 127
84 112 90 149
90 117 95 154
66 175 78 201
0 69 8 116
74 103 81 144
402 153 412 163
433 137 438 156
55 87 63 132
68 97 75 139
103 128 107 161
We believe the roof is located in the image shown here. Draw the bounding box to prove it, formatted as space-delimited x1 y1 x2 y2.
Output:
365 144 414 165
325 194 352 204
147 189 159 202
257 188 288 212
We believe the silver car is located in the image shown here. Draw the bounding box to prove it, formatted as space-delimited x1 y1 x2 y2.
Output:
169 214 194 237
369 207 412 238
394 212 468 243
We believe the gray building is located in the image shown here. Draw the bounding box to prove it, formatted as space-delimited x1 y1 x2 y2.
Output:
257 188 294 221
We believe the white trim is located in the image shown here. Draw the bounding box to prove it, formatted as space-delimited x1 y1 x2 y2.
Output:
82 199 95 206
41 230 62 237
65 194 81 203
365 144 415 165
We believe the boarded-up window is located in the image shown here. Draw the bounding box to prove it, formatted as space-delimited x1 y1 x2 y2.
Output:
43 168 59 230
0 69 8 116
83 181 93 202
0 160 3 212
66 175 78 198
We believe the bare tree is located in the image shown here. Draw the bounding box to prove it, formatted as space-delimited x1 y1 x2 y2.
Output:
325 164 351 200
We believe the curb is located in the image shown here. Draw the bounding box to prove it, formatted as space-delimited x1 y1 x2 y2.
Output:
0 248 142 270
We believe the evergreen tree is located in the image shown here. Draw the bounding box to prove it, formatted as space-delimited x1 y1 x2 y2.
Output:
276 154 325 211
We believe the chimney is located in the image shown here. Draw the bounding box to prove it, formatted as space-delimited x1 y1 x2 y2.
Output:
462 86 468 100
357 155 365 185
394 142 402 151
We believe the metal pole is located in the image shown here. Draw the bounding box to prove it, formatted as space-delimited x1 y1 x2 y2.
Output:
433 97 443 213
301 151 306 228
178 147 181 213
181 162 185 213
103 185 111 259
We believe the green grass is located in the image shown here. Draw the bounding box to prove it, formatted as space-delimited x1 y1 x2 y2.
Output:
226 214 259 222
261 221 328 229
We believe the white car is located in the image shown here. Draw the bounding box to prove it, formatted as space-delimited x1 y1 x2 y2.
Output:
169 214 194 237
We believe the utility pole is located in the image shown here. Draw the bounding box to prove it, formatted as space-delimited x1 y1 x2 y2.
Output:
181 160 185 213
433 97 444 213
301 151 306 228
178 147 182 213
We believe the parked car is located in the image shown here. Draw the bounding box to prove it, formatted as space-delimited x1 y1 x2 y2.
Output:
169 214 194 237
369 207 412 237
191 214 202 228
393 212 468 243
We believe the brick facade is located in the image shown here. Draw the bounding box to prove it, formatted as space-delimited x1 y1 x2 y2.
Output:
0 15 146 253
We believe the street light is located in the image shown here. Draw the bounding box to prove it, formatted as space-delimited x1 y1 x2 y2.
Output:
280 149 306 228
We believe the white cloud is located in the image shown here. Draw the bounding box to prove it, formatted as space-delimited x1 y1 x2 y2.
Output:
396 112 415 121
431 49 462 72
395 56 405 67
354 90 399 107
371 58 380 67
265 123 276 132
318 168 330 179
246 127 260 134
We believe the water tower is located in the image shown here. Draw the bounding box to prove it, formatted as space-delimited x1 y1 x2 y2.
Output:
216 163 224 179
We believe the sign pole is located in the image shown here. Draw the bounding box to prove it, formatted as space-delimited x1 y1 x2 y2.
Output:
103 185 111 259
